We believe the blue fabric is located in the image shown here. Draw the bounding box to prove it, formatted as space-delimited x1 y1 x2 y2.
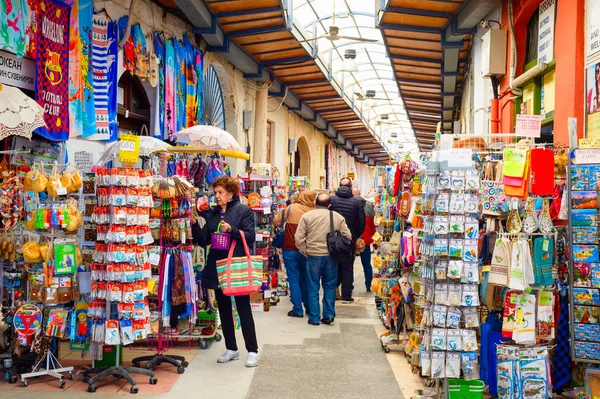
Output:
553 283 572 391
360 245 373 291
79 0 96 137
153 33 165 139
282 250 309 316
306 256 337 324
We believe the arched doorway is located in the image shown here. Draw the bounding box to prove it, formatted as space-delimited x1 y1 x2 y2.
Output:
117 73 150 135
203 65 226 129
294 137 310 177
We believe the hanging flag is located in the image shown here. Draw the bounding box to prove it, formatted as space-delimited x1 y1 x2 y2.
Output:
78 0 96 137
35 0 70 141
87 10 118 141
153 33 165 139
165 38 175 139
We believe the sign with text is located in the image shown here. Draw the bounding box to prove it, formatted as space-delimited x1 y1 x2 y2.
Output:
580 138 600 148
73 151 93 173
515 114 542 138
574 149 600 164
538 0 556 63
589 111 600 138
118 134 140 164
0 51 35 91
587 0 600 60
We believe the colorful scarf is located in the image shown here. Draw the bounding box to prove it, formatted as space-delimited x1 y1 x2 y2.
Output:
35 0 70 141
66 0 83 138
195 47 204 125
165 38 175 138
0 0 28 57
183 36 196 128
174 39 187 132
24 0 36 57
161 252 171 326
78 0 96 137
89 11 118 141
153 33 165 139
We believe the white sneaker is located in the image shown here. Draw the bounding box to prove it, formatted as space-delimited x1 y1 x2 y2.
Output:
245 352 258 368
217 350 239 363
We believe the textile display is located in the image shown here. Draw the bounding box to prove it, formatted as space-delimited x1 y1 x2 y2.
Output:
153 33 165 139
78 0 96 137
0 0 28 57
174 39 186 132
25 0 36 57
553 283 572 391
161 248 197 327
165 38 175 138
194 42 203 125
66 0 82 138
88 11 118 141
183 36 197 128
34 0 70 141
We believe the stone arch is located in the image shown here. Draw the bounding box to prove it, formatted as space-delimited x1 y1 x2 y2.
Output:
205 61 238 144
295 136 311 177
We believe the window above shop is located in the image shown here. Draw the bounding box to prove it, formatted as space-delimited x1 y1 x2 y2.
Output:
117 73 150 135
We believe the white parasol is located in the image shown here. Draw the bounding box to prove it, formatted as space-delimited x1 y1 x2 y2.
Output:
0 84 46 140
173 125 244 153
97 136 172 165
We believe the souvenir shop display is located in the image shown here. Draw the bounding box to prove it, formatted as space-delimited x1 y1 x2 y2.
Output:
84 166 157 393
569 147 600 364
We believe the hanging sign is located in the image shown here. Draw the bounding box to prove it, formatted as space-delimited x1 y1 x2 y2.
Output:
74 151 93 173
573 149 600 164
118 134 141 163
515 114 542 138
54 243 77 275
0 51 35 91
34 0 70 142
537 0 556 63
587 0 600 60
580 138 600 148
347 172 356 179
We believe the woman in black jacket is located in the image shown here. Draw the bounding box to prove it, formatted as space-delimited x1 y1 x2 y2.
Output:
192 176 259 367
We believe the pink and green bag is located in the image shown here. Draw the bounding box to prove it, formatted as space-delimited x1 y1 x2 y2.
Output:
216 232 263 296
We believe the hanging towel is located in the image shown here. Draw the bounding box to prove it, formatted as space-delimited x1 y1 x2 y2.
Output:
195 47 204 124
553 283 572 391
509 238 533 291
161 252 172 326
79 0 96 137
0 0 28 57
174 39 187 132
490 237 512 287
66 0 83 138
165 39 176 138
502 290 520 338
183 36 197 128
534 237 554 286
153 33 165 139
504 150 531 198
503 148 528 178
530 148 555 196
512 293 537 345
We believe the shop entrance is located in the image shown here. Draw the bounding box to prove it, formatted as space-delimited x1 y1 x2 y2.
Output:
294 137 310 177
117 73 150 136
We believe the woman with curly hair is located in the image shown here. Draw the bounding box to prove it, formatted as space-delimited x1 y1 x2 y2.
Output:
192 176 259 367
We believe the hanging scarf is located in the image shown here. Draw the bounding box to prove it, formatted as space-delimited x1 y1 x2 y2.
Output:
35 0 70 141
153 33 165 139
170 248 187 326
25 0 36 57
553 283 572 391
161 252 171 326
183 36 197 128
0 0 28 57
88 10 118 141
65 0 83 138
195 46 204 125
78 0 95 136
180 249 195 323
174 39 187 132
165 38 176 138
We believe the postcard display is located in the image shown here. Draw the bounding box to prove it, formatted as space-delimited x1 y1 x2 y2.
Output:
417 165 482 386
568 148 600 363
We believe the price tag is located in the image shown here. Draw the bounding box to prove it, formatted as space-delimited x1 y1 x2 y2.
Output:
255 234 263 242
149 253 160 266
263 207 271 215
57 187 67 196
118 134 141 163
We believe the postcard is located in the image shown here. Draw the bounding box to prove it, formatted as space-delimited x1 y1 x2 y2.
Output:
572 209 598 227
574 245 600 263
574 227 599 244
572 191 599 209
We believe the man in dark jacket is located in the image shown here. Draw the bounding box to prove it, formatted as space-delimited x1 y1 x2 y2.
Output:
330 178 366 303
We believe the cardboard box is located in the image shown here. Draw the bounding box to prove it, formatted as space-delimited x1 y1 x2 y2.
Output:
249 292 263 302
250 302 264 312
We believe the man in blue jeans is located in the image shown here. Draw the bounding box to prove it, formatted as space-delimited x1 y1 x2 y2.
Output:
295 193 351 326
273 190 316 317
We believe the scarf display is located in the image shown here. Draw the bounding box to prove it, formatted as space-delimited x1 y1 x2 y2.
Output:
66 0 82 138
34 0 70 141
165 38 175 138
553 283 572 391
174 39 186 132
0 0 28 57
194 44 204 125
153 33 165 139
78 0 96 137
89 11 118 141
161 248 197 327
183 36 197 128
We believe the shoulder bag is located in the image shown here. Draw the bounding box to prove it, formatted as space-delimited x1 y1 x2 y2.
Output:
326 211 353 262
216 232 263 296
272 207 288 249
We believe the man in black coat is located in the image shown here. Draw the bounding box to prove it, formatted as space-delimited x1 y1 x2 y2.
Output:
330 178 366 303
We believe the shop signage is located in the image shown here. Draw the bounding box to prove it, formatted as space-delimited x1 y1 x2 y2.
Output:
580 138 600 148
347 172 356 179
0 51 35 91
587 0 600 60
118 134 141 163
515 114 542 138
574 149 600 164
538 0 556 63
74 151 93 173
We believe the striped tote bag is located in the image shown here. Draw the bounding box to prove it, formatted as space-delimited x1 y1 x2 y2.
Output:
216 232 263 296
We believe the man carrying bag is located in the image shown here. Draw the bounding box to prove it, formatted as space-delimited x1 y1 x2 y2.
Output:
295 194 352 326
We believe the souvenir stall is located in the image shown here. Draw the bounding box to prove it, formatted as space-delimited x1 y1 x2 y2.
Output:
404 137 570 399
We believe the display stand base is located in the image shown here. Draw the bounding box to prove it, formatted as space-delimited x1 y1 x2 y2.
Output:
83 365 157 393
132 354 188 374
20 349 74 388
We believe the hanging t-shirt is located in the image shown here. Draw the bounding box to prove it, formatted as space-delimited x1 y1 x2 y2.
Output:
165 38 175 138
79 0 96 137
87 10 118 141
153 33 165 139
35 0 70 141
0 0 28 57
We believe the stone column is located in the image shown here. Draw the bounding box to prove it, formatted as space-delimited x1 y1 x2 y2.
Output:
253 87 268 163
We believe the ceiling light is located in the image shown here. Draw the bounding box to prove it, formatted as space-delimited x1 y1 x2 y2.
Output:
366 90 376 98
340 49 358 72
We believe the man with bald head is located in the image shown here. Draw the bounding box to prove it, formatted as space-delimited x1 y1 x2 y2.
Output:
330 178 366 303
295 193 351 326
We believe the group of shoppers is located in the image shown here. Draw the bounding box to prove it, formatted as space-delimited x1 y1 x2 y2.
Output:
191 176 375 368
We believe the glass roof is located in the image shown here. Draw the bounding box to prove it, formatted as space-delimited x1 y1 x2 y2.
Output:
292 0 419 156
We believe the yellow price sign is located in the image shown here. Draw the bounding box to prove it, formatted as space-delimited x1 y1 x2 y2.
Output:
580 138 600 148
347 172 356 179
118 134 140 163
